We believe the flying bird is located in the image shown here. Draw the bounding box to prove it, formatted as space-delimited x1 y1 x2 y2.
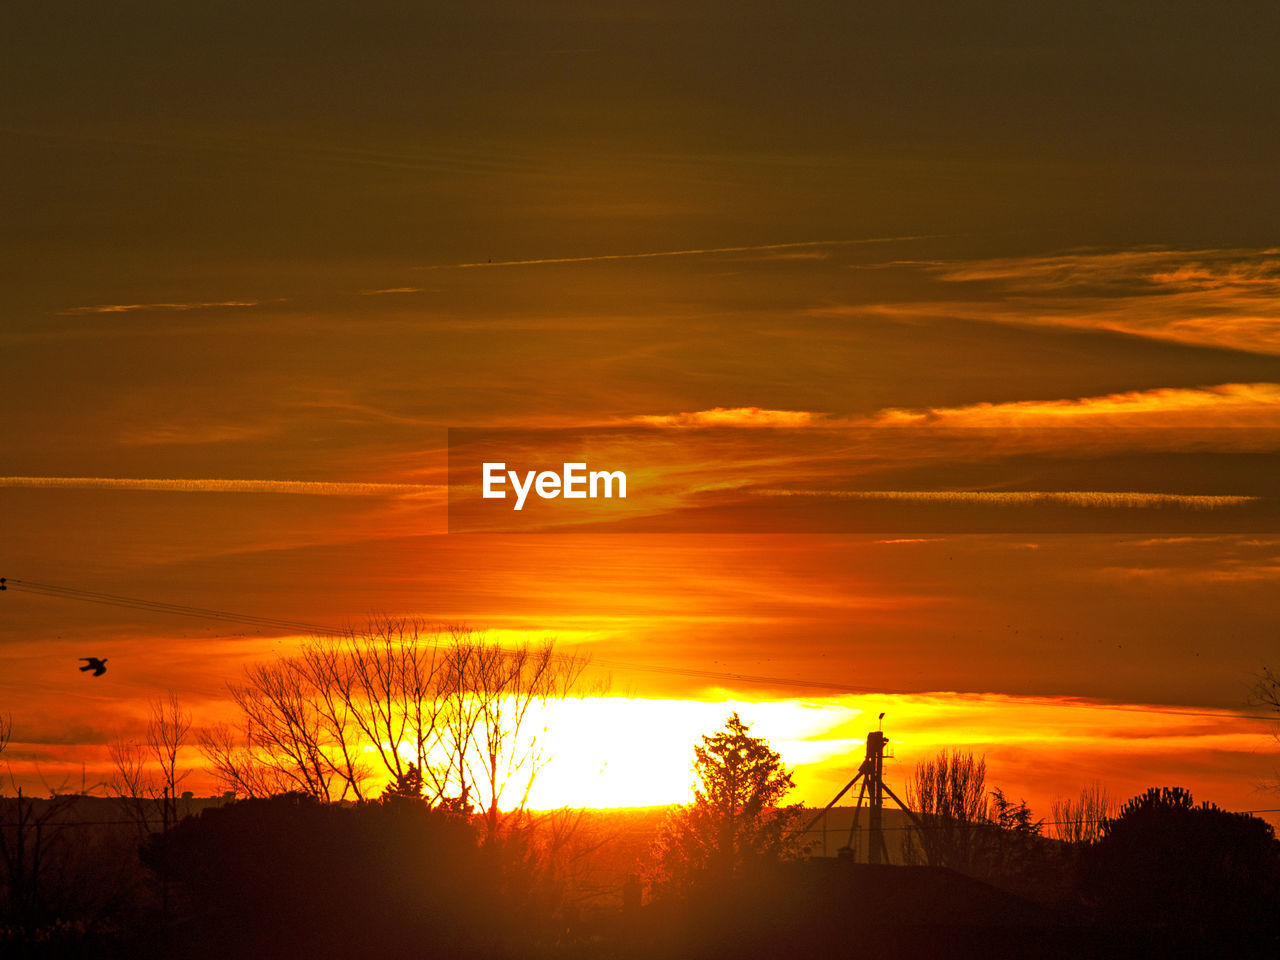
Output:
79 657 108 677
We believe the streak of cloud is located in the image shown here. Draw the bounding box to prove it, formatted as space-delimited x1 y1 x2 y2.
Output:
868 382 1280 429
630 383 1280 434
752 490 1259 510
844 247 1280 355
428 237 934 270
932 247 1280 290
0 476 443 498
58 300 268 315
631 406 819 428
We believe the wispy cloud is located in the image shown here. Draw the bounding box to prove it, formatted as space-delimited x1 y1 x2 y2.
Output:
58 300 269 316
849 247 1280 355
0 477 443 498
630 383 1280 433
630 406 820 428
867 382 1280 429
752 490 1259 510
429 237 931 270
932 247 1280 291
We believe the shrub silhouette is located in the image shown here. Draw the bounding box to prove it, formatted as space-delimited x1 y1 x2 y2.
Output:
1082 786 1280 945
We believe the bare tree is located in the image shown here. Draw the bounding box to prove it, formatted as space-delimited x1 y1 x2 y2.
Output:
151 694 192 804
315 619 447 800
469 640 588 839
199 721 297 798
1249 667 1280 791
201 620 592 824
223 656 363 801
1 714 81 925
1050 782 1113 844
0 786 75 924
904 749 989 873
201 620 444 803
1254 666 1280 716
108 694 193 832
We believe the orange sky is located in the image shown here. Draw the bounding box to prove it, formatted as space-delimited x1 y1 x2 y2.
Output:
3 3 1280 825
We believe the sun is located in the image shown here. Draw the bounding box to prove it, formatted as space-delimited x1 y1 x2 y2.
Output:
516 695 866 809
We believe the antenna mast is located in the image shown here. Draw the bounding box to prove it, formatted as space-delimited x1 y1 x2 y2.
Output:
799 715 921 863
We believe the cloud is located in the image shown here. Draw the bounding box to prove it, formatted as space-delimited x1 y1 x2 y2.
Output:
752 490 1258 510
629 383 1280 434
848 247 1280 355
931 247 1280 291
500 385 1279 531
867 382 1280 429
430 237 931 270
630 406 820 428
58 300 268 315
0 476 443 499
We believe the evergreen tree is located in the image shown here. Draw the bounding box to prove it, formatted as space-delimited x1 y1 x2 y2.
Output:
652 713 801 894
382 762 425 803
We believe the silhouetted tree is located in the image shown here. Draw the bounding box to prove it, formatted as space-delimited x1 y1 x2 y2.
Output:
108 693 193 834
1081 786 1280 946
904 749 989 873
0 766 80 928
1254 666 1280 791
0 715 68 926
989 788 1041 835
381 761 424 802
903 752 1054 891
461 637 588 841
1051 781 1113 845
1254 666 1280 716
651 713 801 896
200 620 591 825
981 787 1049 888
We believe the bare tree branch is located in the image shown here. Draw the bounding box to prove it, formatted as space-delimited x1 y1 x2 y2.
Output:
200 619 593 819
1051 782 1113 844
904 749 989 872
107 694 194 832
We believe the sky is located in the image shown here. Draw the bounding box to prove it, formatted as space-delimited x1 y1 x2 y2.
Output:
3 2 1280 821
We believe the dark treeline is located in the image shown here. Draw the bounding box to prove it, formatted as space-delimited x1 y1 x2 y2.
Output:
4 688 1280 957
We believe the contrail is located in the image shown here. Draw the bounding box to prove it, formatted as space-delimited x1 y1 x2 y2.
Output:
57 300 265 316
429 236 937 270
752 490 1260 510
0 477 442 498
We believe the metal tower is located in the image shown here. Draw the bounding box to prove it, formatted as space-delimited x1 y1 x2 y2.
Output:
800 718 921 863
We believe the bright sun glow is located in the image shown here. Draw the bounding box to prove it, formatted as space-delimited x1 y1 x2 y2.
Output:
470 693 1272 822
520 696 864 809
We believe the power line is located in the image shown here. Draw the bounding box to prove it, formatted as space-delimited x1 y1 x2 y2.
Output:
2 578 348 637
2 575 1277 725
